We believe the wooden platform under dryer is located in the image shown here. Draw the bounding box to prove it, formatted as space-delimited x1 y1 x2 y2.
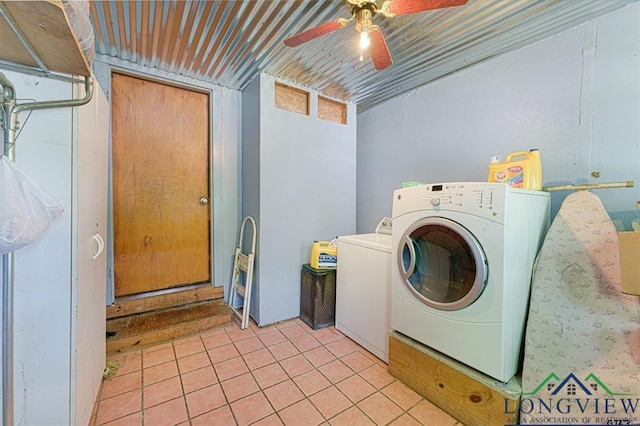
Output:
106 284 232 354
388 331 522 426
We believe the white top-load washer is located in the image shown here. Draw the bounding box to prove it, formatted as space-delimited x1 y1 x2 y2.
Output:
391 182 549 382
336 218 392 362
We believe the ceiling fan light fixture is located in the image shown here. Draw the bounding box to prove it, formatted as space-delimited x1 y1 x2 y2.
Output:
355 7 374 33
356 5 374 61
359 31 370 61
283 0 469 70
360 30 370 49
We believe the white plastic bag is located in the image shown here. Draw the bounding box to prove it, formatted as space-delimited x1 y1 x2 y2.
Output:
0 156 64 254
62 0 95 64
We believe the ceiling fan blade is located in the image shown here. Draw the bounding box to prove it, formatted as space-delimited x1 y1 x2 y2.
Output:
283 19 349 47
369 26 393 70
386 0 468 16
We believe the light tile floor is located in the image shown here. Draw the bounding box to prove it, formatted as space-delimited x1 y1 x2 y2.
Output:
91 318 461 425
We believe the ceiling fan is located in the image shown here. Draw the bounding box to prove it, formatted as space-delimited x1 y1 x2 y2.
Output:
283 0 469 71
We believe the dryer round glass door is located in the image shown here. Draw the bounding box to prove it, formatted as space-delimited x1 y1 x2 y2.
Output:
397 217 488 310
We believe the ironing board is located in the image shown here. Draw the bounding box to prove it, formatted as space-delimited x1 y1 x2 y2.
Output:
520 191 639 425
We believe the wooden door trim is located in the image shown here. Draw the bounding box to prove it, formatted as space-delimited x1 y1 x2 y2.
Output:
110 70 214 296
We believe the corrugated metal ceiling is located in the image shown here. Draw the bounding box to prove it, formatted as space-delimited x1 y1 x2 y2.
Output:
90 0 638 111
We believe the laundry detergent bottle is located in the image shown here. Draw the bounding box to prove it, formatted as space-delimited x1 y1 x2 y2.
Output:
528 148 542 190
310 240 338 269
487 149 542 190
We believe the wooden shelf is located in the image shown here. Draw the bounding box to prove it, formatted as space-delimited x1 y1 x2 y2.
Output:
0 0 90 77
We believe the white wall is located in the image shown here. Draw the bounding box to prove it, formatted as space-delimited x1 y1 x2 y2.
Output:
241 77 261 315
6 72 74 426
243 73 357 326
356 4 640 233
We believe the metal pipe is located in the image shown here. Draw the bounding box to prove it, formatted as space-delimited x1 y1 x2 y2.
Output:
0 70 17 426
13 75 94 116
543 181 635 192
1 253 13 426
1 72 17 157
0 71 15 99
0 60 86 85
0 72 93 426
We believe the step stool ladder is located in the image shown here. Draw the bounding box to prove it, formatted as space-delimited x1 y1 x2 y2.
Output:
229 216 257 330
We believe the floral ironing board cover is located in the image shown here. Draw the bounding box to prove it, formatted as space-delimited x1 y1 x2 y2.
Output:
519 191 639 425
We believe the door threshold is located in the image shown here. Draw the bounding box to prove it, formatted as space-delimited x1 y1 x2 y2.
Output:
107 283 224 319
115 282 215 302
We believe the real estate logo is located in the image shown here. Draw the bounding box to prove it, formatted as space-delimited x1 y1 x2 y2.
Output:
504 372 639 425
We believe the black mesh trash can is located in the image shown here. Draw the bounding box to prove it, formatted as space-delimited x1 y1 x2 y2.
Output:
300 264 336 330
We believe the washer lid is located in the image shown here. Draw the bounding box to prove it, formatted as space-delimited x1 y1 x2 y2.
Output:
338 233 392 253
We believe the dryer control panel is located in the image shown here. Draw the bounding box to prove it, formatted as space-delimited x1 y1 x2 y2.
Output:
392 182 510 223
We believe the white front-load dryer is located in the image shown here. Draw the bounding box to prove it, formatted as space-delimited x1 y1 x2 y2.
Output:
391 182 549 382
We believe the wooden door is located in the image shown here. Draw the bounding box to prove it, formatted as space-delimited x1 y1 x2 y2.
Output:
112 73 210 297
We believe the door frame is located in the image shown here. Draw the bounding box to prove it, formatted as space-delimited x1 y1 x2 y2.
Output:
100 63 218 306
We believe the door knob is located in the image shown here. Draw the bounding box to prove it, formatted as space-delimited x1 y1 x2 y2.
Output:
200 197 209 205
